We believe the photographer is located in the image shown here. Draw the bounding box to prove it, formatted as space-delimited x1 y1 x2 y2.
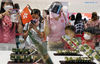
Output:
0 0 16 50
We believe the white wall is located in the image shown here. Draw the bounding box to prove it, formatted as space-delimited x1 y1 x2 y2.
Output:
0 0 100 13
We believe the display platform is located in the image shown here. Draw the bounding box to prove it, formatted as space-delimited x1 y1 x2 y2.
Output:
0 51 100 64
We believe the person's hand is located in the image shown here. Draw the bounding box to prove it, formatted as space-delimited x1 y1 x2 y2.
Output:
27 4 30 8
27 4 32 11
2 10 10 16
5 10 10 15
29 23 33 30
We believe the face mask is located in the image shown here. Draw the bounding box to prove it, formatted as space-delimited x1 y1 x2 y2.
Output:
84 34 91 40
31 19 38 24
64 35 71 40
4 5 13 11
50 12 59 18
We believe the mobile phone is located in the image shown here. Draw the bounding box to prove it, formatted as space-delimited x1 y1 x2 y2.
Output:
31 20 37 24
9 9 19 14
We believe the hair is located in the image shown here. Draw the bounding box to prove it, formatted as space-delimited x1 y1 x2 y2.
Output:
65 25 76 32
31 9 43 31
91 12 98 21
75 13 82 25
83 18 87 23
31 9 41 16
0 1 14 31
71 14 75 21
44 10 49 15
0 1 13 13
13 3 20 9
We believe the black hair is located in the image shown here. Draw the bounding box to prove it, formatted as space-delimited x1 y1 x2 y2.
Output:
39 15 43 31
0 1 13 13
31 9 41 16
83 18 86 21
83 18 87 23
65 25 76 32
44 10 49 15
0 1 14 31
13 3 20 9
91 12 98 21
75 13 82 25
71 14 75 21
31 9 43 31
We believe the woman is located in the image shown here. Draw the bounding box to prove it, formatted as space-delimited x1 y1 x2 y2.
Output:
44 2 67 51
0 0 16 50
74 13 84 34
85 12 100 29
82 27 96 49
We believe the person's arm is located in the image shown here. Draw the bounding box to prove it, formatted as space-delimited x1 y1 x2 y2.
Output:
0 14 3 19
27 4 32 11
17 14 23 33
44 17 50 37
0 11 10 19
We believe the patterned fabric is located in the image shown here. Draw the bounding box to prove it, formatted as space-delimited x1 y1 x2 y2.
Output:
62 36 80 50
25 28 44 48
82 38 96 49
85 20 100 29
75 34 96 49
75 22 84 34
0 15 16 43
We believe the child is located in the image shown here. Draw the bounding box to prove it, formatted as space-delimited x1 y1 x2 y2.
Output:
82 27 96 49
63 25 80 50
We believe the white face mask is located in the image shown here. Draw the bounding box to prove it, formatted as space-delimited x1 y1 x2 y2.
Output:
50 12 59 18
84 34 91 40
4 5 13 11
65 35 70 40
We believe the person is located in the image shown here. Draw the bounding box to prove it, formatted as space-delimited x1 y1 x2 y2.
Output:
82 27 96 49
65 26 76 40
74 13 84 34
85 12 100 29
13 3 24 48
44 1 67 51
40 10 49 42
0 0 16 50
83 18 87 24
70 14 75 25
63 25 81 50
23 9 44 49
